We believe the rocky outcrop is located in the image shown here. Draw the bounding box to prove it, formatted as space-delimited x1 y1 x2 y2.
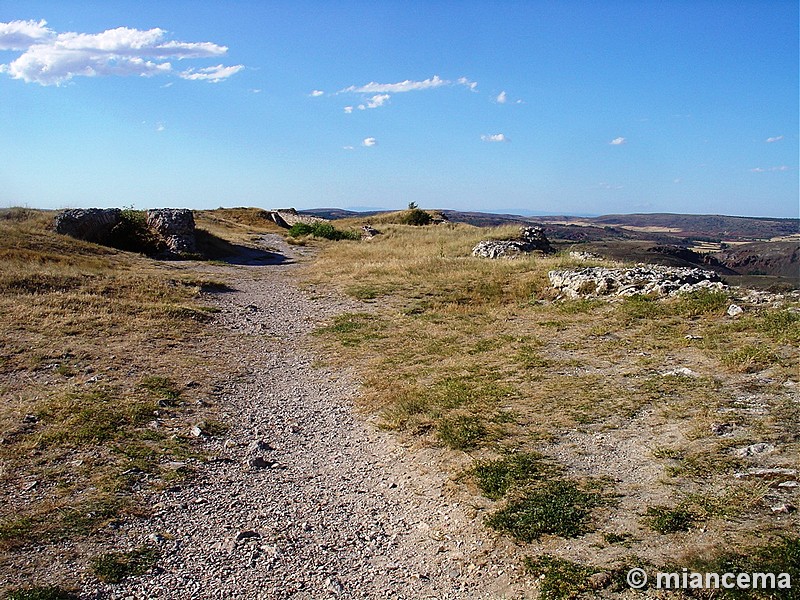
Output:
472 226 554 258
548 265 725 298
267 208 328 229
146 209 197 255
53 208 122 244
361 225 380 239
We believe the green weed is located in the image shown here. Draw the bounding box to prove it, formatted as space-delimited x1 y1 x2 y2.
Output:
645 505 699 534
524 555 601 600
473 452 557 500
486 480 602 541
90 546 159 583
437 415 487 450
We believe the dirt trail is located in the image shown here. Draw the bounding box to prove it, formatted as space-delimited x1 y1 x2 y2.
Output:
86 235 532 599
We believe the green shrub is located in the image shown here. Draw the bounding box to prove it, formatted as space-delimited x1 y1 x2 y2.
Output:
676 289 729 317
287 221 360 241
400 208 433 226
109 208 162 254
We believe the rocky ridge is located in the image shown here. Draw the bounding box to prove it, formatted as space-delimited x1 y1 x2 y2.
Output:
548 265 725 298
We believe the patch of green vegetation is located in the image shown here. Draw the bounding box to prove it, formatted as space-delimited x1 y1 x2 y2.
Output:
5 587 79 600
620 294 666 321
515 345 551 369
602 531 636 546
90 546 160 583
645 505 699 534
524 555 601 600
757 309 800 343
722 345 778 373
473 452 557 500
399 206 434 226
676 289 729 317
680 536 800 599
486 480 603 541
287 222 360 241
555 298 602 314
314 312 386 347
437 415 487 450
138 375 181 406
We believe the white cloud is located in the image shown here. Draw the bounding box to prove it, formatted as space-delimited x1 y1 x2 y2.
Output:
609 137 626 145
156 122 165 132
0 19 52 50
596 182 624 190
342 145 355 150
342 75 449 94
362 137 377 147
766 135 784 143
481 133 508 143
496 91 507 104
457 76 478 91
180 64 244 82
343 106 353 114
750 165 790 172
310 89 324 97
0 19 242 86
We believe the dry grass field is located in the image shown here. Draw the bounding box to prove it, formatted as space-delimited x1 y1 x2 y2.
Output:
304 216 799 597
1 208 797 599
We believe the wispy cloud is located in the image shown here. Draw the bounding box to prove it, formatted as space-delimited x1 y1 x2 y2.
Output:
0 19 243 86
765 135 784 143
495 91 507 104
609 137 626 145
596 182 624 190
362 137 377 147
310 89 324 97
338 75 478 112
750 165 790 172
180 64 244 82
481 133 508 143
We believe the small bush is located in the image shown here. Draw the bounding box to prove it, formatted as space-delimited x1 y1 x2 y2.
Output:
486 480 602 541
109 208 162 254
91 546 159 583
399 208 433 226
645 505 699 533
287 221 360 241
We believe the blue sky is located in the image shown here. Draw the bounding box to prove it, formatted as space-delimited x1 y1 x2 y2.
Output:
1 1 797 218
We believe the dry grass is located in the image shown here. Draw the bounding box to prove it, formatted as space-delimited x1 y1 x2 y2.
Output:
304 220 799 576
0 209 228 556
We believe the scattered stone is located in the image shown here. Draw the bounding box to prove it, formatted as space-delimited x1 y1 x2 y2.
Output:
236 530 261 542
662 367 698 377
710 422 734 436
771 503 796 514
733 443 775 458
778 481 799 488
727 304 744 317
734 468 798 481
190 426 203 437
148 533 166 544
548 265 724 298
22 414 38 424
325 576 344 595
246 456 277 470
569 251 602 261
146 209 197 255
54 208 122 244
361 225 381 239
588 571 613 589
472 226 554 259
685 334 703 340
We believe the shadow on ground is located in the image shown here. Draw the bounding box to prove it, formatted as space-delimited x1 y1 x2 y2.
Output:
195 229 289 265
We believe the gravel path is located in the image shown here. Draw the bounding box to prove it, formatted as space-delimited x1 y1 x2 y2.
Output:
86 235 532 599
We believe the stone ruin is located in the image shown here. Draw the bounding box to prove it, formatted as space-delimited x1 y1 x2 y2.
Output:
266 208 328 228
53 208 122 245
548 265 725 298
472 226 554 259
146 208 197 255
54 207 197 257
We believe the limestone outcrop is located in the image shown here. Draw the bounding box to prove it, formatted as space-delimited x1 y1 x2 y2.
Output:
267 208 327 228
548 265 725 298
472 226 554 258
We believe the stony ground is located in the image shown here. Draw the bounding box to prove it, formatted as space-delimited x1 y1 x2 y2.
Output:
83 235 533 599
